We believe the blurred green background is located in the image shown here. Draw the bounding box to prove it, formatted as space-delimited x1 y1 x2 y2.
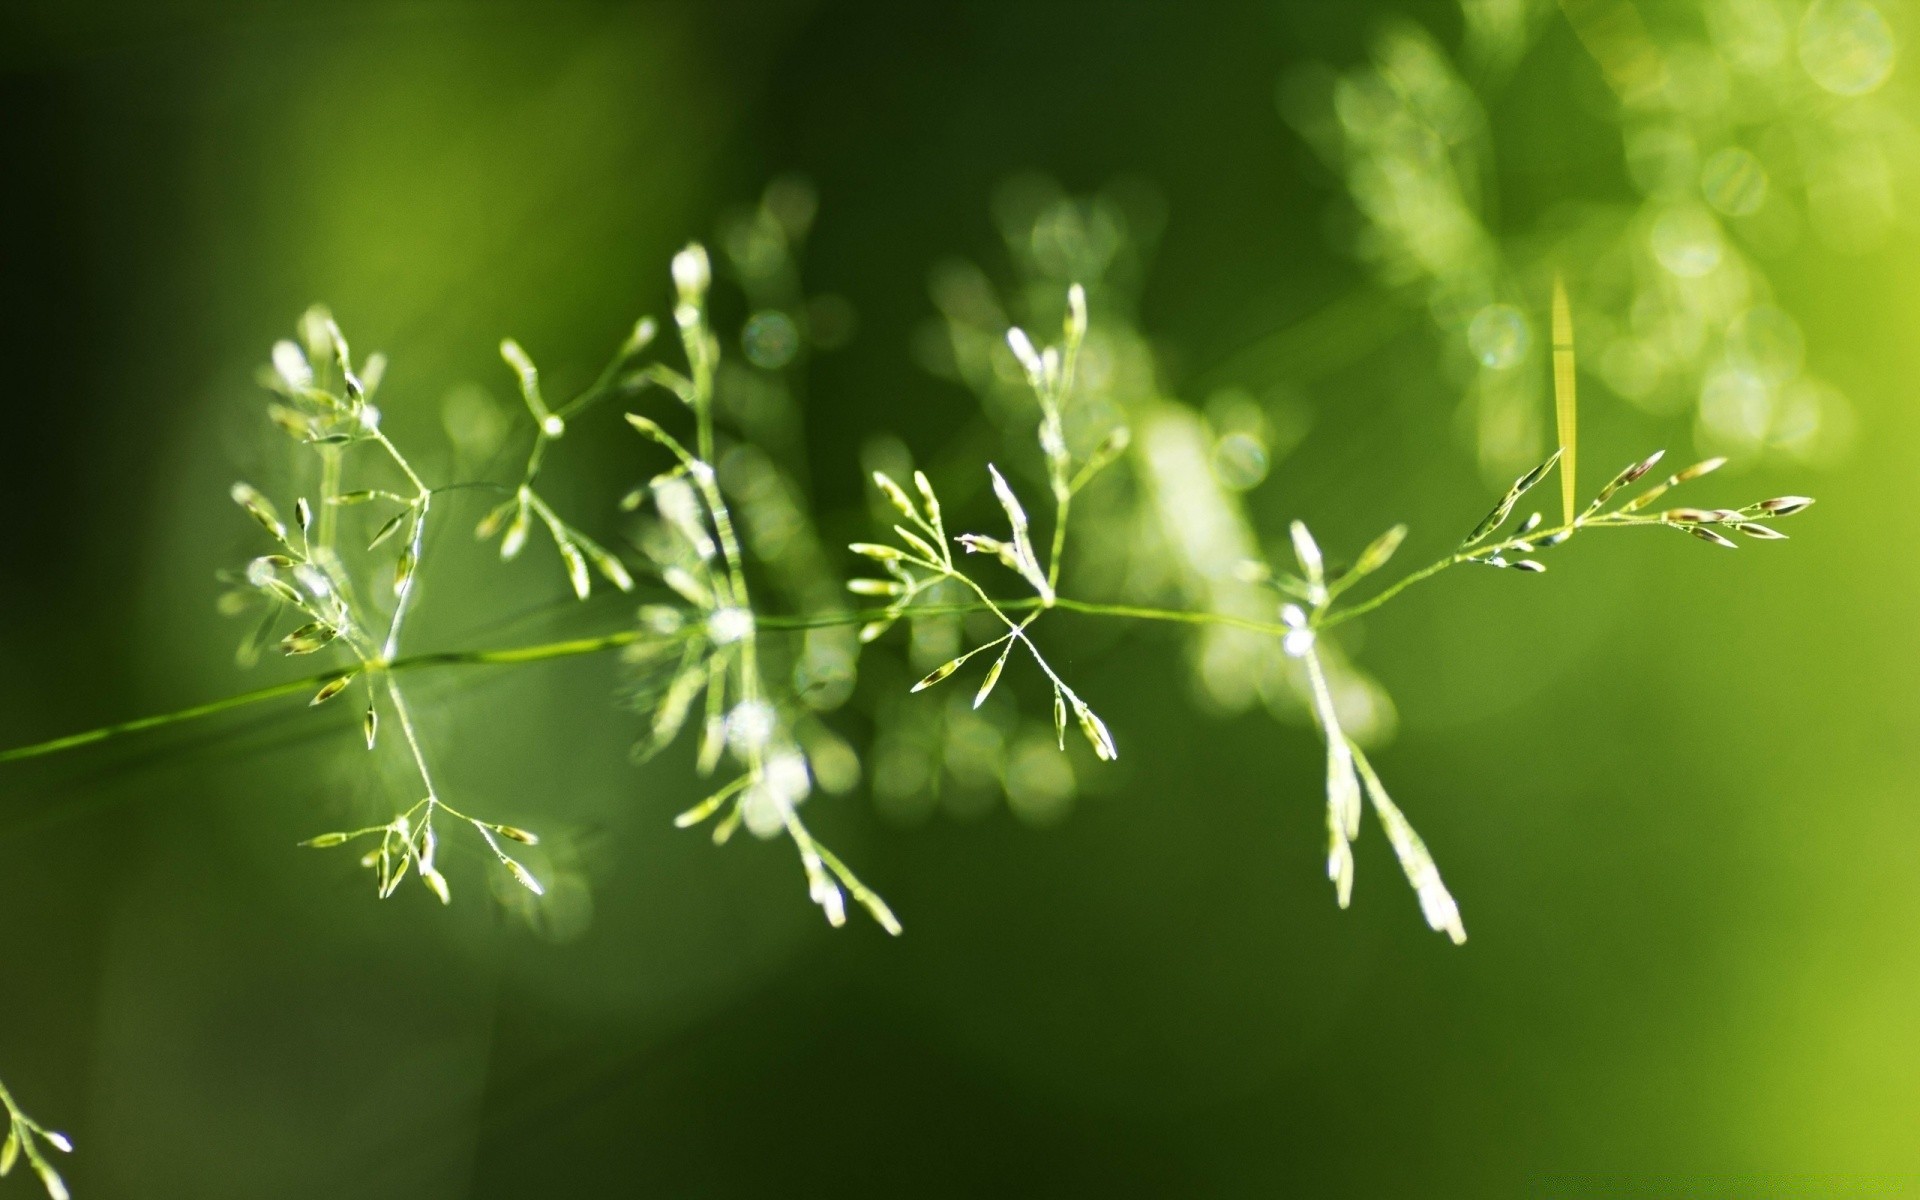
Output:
3 0 1917 1194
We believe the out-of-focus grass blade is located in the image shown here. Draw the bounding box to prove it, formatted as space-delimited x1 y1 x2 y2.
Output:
1552 275 1578 526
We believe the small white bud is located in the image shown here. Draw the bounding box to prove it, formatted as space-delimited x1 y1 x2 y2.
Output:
272 340 312 389
810 873 847 926
708 606 754 645
740 781 790 839
725 699 777 754
672 244 711 301
764 751 812 806
1416 868 1466 944
1006 327 1043 381
294 563 332 598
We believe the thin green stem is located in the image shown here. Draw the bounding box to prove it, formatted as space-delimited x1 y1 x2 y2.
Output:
1051 596 1289 637
0 673 348 765
1319 519 1582 630
1317 509 1692 630
1317 554 1462 629
0 593 1312 769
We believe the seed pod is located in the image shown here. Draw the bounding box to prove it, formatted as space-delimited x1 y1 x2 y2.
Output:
368 510 408 550
267 403 310 439
394 549 418 594
1511 560 1547 573
492 824 540 845
662 567 711 607
422 868 451 905
957 533 1017 570
1618 479 1672 513
1734 522 1787 540
1072 697 1118 761
33 1159 66 1200
1 1128 17 1175
259 577 304 606
1006 326 1044 382
499 338 546 416
1590 449 1666 511
912 470 944 533
1290 520 1324 587
300 831 352 848
279 622 338 654
1673 456 1728 483
379 850 411 899
559 540 591 600
871 472 918 522
850 542 903 561
987 464 1049 598
231 482 286 540
1687 526 1739 548
892 524 942 564
1758 496 1815 516
913 659 962 692
474 497 515 539
586 545 634 592
975 640 1016 709
1463 449 1562 548
500 508 530 560
1620 457 1723 513
1351 522 1413 579
505 859 545 896
363 705 379 749
310 673 355 706
1081 425 1132 480
847 578 904 596
1664 507 1717 524
623 315 658 355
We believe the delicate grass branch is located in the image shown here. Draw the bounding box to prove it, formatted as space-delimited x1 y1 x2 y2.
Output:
0 1077 71 1200
1 244 1816 951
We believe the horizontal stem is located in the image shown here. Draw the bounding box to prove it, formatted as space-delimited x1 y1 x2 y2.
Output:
1318 516 1596 630
0 592 1300 769
0 672 345 765
1051 596 1289 637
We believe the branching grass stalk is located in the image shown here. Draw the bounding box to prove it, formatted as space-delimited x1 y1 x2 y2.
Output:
0 1077 71 1200
0 253 1816 952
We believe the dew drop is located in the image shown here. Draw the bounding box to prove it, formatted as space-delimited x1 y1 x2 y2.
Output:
742 310 800 370
1700 147 1769 217
1467 303 1531 369
1799 0 1895 96
1699 365 1774 452
1211 432 1270 490
1651 206 1724 277
1625 126 1699 198
1727 306 1805 385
